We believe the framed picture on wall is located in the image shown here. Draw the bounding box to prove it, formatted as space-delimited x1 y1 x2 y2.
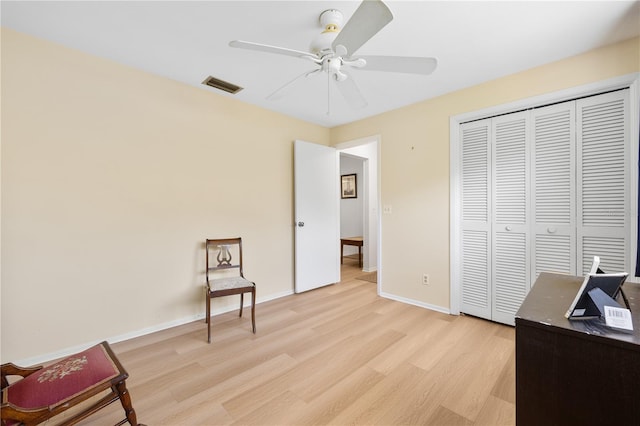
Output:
341 174 357 199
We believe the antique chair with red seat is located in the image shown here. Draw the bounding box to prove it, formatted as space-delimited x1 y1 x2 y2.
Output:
205 237 256 343
1 341 142 426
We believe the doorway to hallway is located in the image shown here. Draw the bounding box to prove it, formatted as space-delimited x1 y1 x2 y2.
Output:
337 136 380 292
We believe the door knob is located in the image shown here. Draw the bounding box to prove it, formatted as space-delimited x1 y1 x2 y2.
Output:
298 222 305 227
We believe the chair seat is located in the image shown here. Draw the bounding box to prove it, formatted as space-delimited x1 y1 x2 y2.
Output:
209 276 254 292
6 343 121 411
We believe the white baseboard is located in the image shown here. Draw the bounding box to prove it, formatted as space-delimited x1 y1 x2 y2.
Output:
379 291 451 315
15 289 294 366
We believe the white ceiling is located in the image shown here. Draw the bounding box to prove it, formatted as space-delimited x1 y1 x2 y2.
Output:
2 1 639 127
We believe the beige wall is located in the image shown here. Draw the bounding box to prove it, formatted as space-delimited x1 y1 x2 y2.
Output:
1 28 329 362
2 27 638 363
331 36 640 311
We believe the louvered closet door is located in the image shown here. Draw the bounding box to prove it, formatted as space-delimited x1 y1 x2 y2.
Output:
491 112 530 325
460 119 492 320
531 103 576 279
577 90 630 274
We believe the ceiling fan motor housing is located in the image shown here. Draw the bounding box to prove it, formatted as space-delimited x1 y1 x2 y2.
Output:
310 9 343 55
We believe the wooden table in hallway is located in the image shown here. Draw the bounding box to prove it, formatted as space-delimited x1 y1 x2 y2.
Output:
340 236 363 268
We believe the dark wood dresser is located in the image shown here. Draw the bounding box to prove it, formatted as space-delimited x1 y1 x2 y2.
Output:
515 272 640 425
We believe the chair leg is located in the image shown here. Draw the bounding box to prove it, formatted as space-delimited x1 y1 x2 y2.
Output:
114 380 139 426
251 288 256 334
206 293 211 344
205 293 210 325
239 293 244 317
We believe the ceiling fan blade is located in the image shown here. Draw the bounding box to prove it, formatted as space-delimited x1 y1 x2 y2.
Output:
358 55 438 75
229 40 318 60
335 71 368 110
332 0 393 56
267 69 321 101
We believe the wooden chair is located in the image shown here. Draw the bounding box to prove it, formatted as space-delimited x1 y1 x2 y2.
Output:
1 341 142 426
205 238 256 343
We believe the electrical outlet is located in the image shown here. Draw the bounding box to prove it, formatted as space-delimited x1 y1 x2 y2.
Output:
422 274 429 285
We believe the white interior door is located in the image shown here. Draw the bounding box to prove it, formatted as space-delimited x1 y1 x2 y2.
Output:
531 102 576 279
460 119 492 320
576 90 630 274
294 140 340 293
491 112 530 325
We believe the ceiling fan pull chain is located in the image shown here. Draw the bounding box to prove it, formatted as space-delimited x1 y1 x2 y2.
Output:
326 71 331 116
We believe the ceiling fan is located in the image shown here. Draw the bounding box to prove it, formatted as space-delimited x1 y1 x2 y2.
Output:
229 0 437 113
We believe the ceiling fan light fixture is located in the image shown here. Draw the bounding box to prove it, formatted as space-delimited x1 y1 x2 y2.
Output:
334 70 348 82
324 57 346 80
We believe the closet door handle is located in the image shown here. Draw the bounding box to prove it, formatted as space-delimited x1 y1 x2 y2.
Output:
547 227 557 234
505 226 512 231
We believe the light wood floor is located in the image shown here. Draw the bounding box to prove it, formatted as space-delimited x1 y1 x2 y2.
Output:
82 258 515 425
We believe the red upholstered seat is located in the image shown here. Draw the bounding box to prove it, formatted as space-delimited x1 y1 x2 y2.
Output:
7 344 119 410
1 341 142 426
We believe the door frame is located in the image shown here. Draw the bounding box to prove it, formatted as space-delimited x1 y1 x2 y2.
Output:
335 135 382 294
450 73 640 315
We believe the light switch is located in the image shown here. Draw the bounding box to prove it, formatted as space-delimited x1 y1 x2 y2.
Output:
383 205 392 214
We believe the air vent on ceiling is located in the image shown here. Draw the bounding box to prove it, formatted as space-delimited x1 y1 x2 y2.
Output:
202 76 243 94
